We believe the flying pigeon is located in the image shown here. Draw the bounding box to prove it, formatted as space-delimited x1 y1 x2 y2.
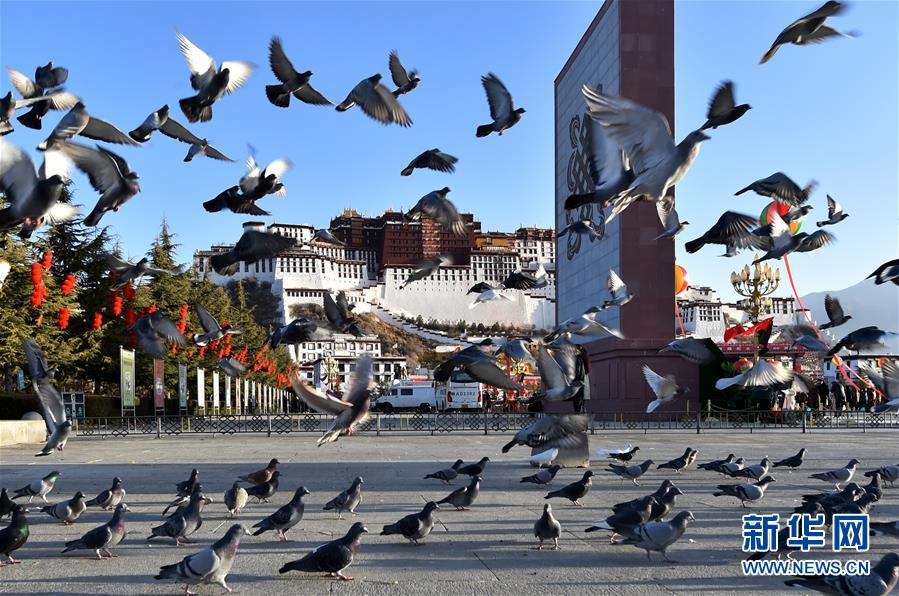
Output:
643 366 689 413
608 460 655 485
820 294 852 329
817 194 849 227
0 138 74 238
502 414 590 453
313 228 343 244
810 459 860 489
103 253 182 291
406 187 466 236
752 212 835 263
773 448 807 469
612 511 695 562
760 0 855 64
0 506 28 565
467 282 495 295
224 483 249 517
176 31 254 122
469 287 512 309
401 148 457 176
323 291 362 337
701 81 751 130
130 104 199 142
253 486 309 540
400 255 451 288
715 359 794 391
13 471 60 503
237 459 279 485
437 475 480 510
62 503 129 559
521 464 563 486
210 230 294 276
556 219 603 241
476 73 525 137
192 304 241 346
388 51 420 96
599 270 634 309
317 356 373 445
381 501 439 544
132 311 187 360
735 172 816 206
155 524 248 595
545 471 593 506
6 65 79 131
654 202 689 240
265 36 331 108
335 74 412 126
868 361 899 413
784 552 899 595
1 90 73 136
528 347 584 403
495 337 535 363
37 102 137 150
564 112 634 210
216 357 247 378
502 268 547 291
828 326 894 356
323 477 363 519
55 141 140 226
35 491 85 525
86 477 125 510
245 471 280 503
534 503 562 550
424 460 464 484
267 319 324 348
684 211 761 255
868 259 899 286
239 148 292 200
278 522 368 581
657 448 698 473
147 485 210 545
22 338 71 455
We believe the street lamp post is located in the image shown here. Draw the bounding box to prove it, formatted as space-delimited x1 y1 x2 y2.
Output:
730 258 780 363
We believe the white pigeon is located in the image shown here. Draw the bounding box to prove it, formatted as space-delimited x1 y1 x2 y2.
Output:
529 448 559 467
715 359 793 390
643 366 687 413
596 443 634 456
239 147 291 197
469 288 513 309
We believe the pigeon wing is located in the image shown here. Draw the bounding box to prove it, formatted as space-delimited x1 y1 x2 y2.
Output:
294 84 332 106
824 295 844 324
158 117 203 144
268 37 298 83
55 142 123 193
7 67 39 98
220 62 254 94
706 81 736 120
292 380 352 415
177 32 217 89
81 117 139 146
388 51 410 87
194 304 220 334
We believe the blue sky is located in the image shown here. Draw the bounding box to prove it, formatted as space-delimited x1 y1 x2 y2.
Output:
1 1 895 301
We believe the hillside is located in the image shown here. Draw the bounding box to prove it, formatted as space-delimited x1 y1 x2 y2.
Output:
801 278 899 352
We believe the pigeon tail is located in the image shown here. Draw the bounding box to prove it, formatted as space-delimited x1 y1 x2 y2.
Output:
17 108 43 130
265 84 291 108
0 120 12 135
476 123 494 138
684 237 706 254
179 96 212 123
82 204 107 227
400 166 414 176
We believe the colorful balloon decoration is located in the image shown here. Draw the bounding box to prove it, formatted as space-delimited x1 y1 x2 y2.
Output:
760 201 801 235
734 357 753 373
674 264 689 295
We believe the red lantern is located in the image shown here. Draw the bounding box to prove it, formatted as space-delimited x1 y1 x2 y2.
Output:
171 344 178 355
112 295 123 316
122 282 135 302
674 264 689 296
148 304 157 314
92 313 104 329
31 263 43 284
179 304 189 319
57 307 70 329
199 346 206 357
124 307 136 327
42 251 52 270
734 357 753 373
61 274 76 295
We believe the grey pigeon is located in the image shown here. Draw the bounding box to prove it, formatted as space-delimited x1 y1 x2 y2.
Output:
0 138 74 238
701 80 751 130
714 476 776 507
265 36 331 108
279 522 367 581
37 102 137 150
613 480 674 513
564 113 634 210
820 294 851 329
657 448 698 473
210 230 294 276
495 337 536 362
643 366 689 414
604 445 641 462
401 148 457 176
253 486 309 540
216 357 247 378
381 501 439 544
865 465 899 487
401 255 452 289
432 341 522 390
239 148 292 200
147 485 209 545
62 503 129 559
810 459 860 489
828 327 894 356
224 483 249 517
245 471 280 503
192 304 241 346
183 138 231 163
1 90 71 136
13 471 60 503
529 348 584 403
36 491 86 525
203 186 269 216
388 51 420 97
613 510 695 562
582 85 708 221
176 31 254 122
323 291 362 337
335 74 411 126
557 219 603 241
545 471 593 506
784 552 899 595
534 503 562 550
654 202 689 240
684 211 760 255
130 104 199 143
698 454 735 473
502 415 589 453
175 469 200 498
868 259 899 286
6 65 79 132
608 460 655 485
323 478 363 519
792 334 831 352
33 62 68 90
760 0 855 64
237 458 279 485
735 172 816 205
132 311 187 360
104 253 182 291
55 141 140 226
424 460 464 484
587 498 653 542
476 73 525 137
155 524 248 594
437 475 480 510
22 338 71 455
715 359 794 391
313 228 343 244
752 212 834 263
601 270 634 309
870 522 899 538
502 270 547 291
647 485 685 522
521 464 563 486
406 187 466 236
86 477 125 510
720 458 747 477
0 505 28 565
817 194 849 227
773 448 807 469
730 457 771 480
457 457 490 477
317 356 372 445
0 489 14 520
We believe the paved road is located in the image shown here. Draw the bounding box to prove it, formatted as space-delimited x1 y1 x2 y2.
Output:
1 431 896 595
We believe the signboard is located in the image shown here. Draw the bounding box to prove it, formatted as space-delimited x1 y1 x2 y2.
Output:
62 392 85 420
224 376 231 410
178 365 188 409
244 379 249 410
212 371 220 411
153 359 165 409
197 368 205 411
120 347 135 413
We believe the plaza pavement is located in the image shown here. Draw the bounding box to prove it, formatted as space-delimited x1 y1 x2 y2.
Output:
0 430 897 595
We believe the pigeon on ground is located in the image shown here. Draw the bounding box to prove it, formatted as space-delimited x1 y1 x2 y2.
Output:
323 291 362 337
245 471 280 504
720 458 747 477
534 504 562 550
643 366 689 413
701 81 750 130
502 415 590 453
698 454 735 473
317 356 373 445
613 481 674 513
406 187 466 236
657 448 698 473
647 485 685 522
660 337 722 365
870 522 899 538
400 255 452 288
192 304 241 346
6 65 79 131
828 327 894 356
868 259 899 286
381 502 439 545
0 489 14 519
746 525 805 562
730 457 771 480
132 311 187 360
335 74 411 126
863 472 883 502
0 505 28 565
54 141 140 227
545 471 593 507
784 552 899 595
715 359 793 391
0 139 74 238
457 457 490 477
866 465 899 488
265 36 331 108
86 477 125 510
800 484 863 512
22 338 71 456
714 477 776 507
586 497 654 543
773 448 807 469
103 253 182 291
62 503 129 559
613 511 695 562
433 343 522 390
556 219 603 241
437 476 481 510
224 483 249 517
176 31 254 122
37 102 137 150
760 0 855 64
239 148 292 200
175 469 200 498
147 485 209 545
476 73 525 137
609 460 655 485
522 464 563 486
253 486 309 540
238 459 279 485
735 172 816 205
654 202 689 240
684 211 760 255
1 91 72 136
817 194 849 227
323 478 363 519
388 51 420 97
810 459 860 489
36 492 86 524
424 460 464 484
601 445 640 462
210 230 294 276
581 85 709 221
155 524 248 595
401 149 457 176
278 522 368 581
13 471 60 503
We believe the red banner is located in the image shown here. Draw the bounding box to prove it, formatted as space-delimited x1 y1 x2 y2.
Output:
153 359 165 409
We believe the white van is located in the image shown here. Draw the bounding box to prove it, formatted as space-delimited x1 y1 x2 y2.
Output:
374 380 439 413
441 370 484 411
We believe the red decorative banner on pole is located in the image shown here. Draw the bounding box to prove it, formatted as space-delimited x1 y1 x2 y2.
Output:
153 358 165 410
